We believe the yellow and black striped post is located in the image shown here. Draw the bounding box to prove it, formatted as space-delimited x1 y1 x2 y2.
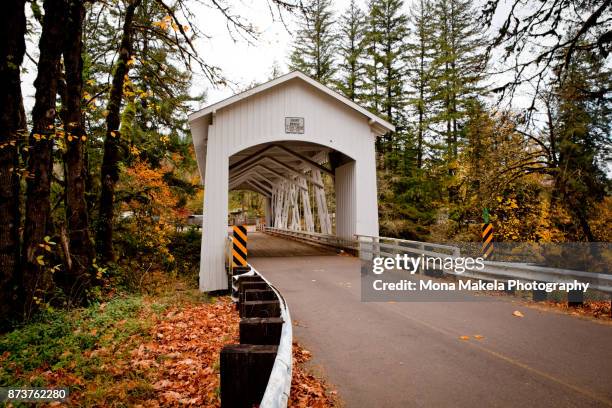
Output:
481 208 493 259
232 225 248 267
482 223 494 259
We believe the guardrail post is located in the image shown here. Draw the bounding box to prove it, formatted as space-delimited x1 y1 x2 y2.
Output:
359 236 373 277
567 290 584 307
220 344 278 408
532 283 547 302
418 243 425 274
240 317 284 345
233 276 266 309
239 281 269 294
232 266 251 274
242 288 277 302
372 236 377 253
240 300 281 318
423 245 439 277
229 266 251 293
453 247 461 259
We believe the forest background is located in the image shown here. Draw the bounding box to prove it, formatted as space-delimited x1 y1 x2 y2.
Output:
0 0 610 328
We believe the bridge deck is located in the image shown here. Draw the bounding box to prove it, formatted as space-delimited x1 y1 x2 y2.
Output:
248 231 336 257
250 233 612 407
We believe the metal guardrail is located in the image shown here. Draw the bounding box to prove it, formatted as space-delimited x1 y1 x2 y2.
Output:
261 226 357 250
460 261 612 294
356 235 612 294
356 234 460 259
254 231 611 293
229 216 261 226
258 271 293 408
230 265 293 408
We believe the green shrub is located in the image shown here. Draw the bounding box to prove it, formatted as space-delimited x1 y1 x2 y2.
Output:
168 228 202 283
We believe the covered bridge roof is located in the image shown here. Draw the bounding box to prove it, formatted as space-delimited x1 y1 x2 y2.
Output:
188 71 395 135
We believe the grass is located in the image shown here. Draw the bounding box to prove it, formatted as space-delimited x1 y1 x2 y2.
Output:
0 278 210 406
0 274 339 407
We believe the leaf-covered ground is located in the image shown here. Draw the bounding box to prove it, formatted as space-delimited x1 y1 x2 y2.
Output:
0 286 338 407
536 300 611 320
290 342 339 407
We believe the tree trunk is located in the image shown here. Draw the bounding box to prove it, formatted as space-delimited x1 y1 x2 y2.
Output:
59 0 94 303
22 0 66 316
416 34 425 170
96 0 142 262
0 0 26 327
576 208 595 242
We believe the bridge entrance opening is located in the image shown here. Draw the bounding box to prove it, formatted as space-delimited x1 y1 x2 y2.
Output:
189 71 394 291
229 141 352 235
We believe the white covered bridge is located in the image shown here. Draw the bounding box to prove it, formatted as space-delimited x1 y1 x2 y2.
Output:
189 71 394 291
187 71 612 408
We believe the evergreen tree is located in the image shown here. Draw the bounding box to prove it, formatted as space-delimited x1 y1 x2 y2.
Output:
288 0 337 85
429 0 487 157
428 0 488 198
364 0 410 168
550 52 611 241
336 0 367 102
406 0 434 169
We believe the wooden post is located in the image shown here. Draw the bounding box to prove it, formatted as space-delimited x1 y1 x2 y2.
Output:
242 289 277 303
532 284 547 302
418 243 425 274
235 275 265 285
232 266 251 275
239 281 269 294
229 266 251 296
233 276 266 309
240 317 284 345
240 300 281 318
220 344 278 408
567 290 584 307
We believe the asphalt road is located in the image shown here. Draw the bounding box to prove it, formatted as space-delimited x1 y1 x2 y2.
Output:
248 232 612 408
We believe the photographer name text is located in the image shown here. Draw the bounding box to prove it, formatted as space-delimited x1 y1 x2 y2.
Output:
372 279 590 293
